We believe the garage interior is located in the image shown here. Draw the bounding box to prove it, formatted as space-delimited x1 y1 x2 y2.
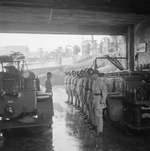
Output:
0 1 150 151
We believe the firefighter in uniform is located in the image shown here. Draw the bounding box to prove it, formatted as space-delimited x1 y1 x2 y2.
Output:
76 70 82 109
92 70 108 134
64 72 69 103
72 71 76 106
86 68 94 122
77 70 84 109
68 71 72 104
45 72 54 117
70 71 76 105
80 69 87 113
72 71 77 106
45 72 52 93
74 71 79 107
83 68 90 117
69 71 73 104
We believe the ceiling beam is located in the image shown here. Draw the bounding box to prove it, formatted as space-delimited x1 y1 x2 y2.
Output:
0 22 127 35
1 0 150 14
0 7 147 26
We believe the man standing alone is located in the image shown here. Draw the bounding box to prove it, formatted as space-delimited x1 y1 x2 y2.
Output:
45 72 54 117
45 72 52 94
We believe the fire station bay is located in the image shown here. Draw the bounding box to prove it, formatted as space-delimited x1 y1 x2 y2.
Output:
0 1 150 151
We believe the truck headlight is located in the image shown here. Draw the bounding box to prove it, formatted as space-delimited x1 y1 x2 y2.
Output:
5 105 14 115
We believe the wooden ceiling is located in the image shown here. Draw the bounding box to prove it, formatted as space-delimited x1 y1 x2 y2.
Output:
0 0 150 34
1 0 150 14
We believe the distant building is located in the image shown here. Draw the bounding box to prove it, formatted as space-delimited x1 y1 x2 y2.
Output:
99 36 126 57
99 37 111 55
81 40 92 57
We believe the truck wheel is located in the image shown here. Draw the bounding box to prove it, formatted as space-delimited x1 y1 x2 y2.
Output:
107 98 123 122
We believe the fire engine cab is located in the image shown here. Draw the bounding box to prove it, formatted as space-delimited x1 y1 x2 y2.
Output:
0 53 53 131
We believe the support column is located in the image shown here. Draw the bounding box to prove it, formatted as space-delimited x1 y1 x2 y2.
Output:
127 25 135 71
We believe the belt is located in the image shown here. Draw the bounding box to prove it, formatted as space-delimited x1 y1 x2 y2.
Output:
93 93 101 96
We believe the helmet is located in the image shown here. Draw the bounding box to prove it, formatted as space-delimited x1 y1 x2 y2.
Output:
72 70 76 76
80 69 84 76
87 68 94 75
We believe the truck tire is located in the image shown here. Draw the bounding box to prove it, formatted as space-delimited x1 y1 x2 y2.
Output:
107 98 123 122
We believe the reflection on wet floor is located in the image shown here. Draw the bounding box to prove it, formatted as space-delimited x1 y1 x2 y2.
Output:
1 86 150 151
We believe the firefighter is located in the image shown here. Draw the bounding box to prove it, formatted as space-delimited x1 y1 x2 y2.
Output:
70 71 76 105
71 70 76 105
45 72 52 94
83 68 90 116
73 71 78 106
76 70 82 109
76 70 84 109
86 68 94 122
92 70 108 134
71 71 74 105
67 71 72 104
80 69 86 113
45 72 54 117
74 71 79 107
64 71 69 103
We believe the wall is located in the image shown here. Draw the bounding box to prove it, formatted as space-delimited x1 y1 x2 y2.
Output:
135 20 150 67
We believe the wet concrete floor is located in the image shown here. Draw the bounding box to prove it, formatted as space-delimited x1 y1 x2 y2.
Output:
1 86 150 151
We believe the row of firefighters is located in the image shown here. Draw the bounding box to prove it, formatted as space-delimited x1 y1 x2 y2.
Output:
64 68 108 134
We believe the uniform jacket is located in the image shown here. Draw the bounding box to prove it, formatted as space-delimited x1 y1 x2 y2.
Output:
45 79 52 93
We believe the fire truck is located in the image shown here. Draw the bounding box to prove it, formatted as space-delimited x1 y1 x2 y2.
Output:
0 53 53 131
94 55 150 130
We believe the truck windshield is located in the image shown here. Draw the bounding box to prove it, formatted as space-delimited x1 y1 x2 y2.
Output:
2 61 20 72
